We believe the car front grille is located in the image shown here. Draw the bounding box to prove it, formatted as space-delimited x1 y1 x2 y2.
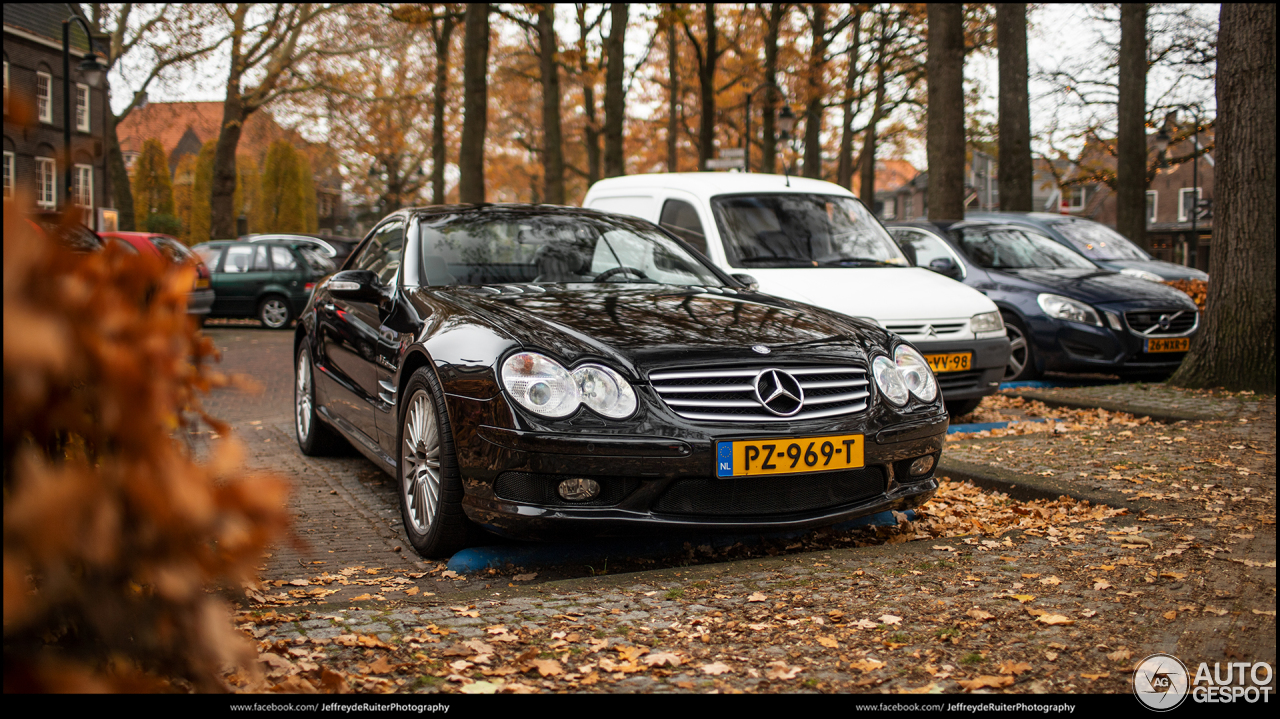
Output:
649 365 869 423
883 320 968 338
1125 309 1197 336
935 369 985 392
652 467 886 517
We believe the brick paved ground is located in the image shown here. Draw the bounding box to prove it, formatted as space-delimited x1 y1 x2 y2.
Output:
1004 383 1272 422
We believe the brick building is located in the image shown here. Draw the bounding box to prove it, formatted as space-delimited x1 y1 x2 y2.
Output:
4 4 112 227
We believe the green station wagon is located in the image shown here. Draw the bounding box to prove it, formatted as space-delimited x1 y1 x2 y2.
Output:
192 240 335 329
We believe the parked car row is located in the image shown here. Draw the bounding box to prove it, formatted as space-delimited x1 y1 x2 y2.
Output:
283 171 1202 559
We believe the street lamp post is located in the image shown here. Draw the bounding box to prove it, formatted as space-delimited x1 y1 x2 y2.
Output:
62 15 107 215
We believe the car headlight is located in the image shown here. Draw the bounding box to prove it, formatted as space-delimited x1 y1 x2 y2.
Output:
1120 268 1165 283
970 311 1004 333
573 363 637 419
894 345 938 402
500 352 637 419
872 355 910 406
1037 293 1101 326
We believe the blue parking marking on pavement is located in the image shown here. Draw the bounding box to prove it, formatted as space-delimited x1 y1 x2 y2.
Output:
947 418 1048 434
716 441 734 478
999 377 1124 390
447 510 916 574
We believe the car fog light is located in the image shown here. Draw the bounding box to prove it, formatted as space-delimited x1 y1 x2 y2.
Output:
909 455 936 477
558 478 601 501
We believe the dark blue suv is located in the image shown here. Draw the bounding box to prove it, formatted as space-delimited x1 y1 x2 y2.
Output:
886 221 1199 381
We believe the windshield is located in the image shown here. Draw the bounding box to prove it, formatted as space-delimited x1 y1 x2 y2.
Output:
417 213 727 288
958 228 1098 270
1049 220 1150 261
711 193 908 268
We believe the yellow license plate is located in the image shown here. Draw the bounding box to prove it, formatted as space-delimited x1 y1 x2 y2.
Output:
924 352 972 373
716 433 864 478
195 278 211 289
1146 337 1189 353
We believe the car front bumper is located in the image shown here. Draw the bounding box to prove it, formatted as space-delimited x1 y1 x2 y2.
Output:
1029 317 1193 373
454 407 947 540
907 335 1010 401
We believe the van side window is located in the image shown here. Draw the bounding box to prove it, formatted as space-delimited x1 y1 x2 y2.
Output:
659 199 707 255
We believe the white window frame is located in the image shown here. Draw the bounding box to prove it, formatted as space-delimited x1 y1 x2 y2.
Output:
36 71 52 123
1068 185 1087 211
1146 190 1157 224
3 151 13 200
36 156 57 208
73 163 94 223
1178 187 1202 222
76 83 90 132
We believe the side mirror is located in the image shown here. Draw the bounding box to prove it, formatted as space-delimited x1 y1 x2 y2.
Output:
327 269 386 302
928 257 962 279
731 273 760 292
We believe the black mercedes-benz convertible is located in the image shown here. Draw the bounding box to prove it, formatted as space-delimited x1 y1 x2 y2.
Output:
294 204 948 558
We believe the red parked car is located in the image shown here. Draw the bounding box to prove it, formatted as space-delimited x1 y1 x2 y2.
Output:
100 231 216 319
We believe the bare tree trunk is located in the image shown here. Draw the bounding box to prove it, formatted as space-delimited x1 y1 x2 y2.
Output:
801 4 827 179
926 4 965 221
1116 3 1148 249
431 14 455 205
666 8 680 172
603 3 627 178
211 92 246 239
760 3 783 175
459 3 489 204
578 6 601 184
836 11 863 190
997 3 1032 211
1170 4 1275 393
106 110 135 231
538 5 565 203
696 4 719 171
858 65 885 206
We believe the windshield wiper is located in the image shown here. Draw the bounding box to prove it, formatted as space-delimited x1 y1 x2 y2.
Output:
818 258 898 267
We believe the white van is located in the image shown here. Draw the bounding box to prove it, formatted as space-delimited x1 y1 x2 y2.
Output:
583 172 1011 415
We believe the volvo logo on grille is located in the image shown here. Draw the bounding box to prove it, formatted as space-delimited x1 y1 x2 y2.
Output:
1158 314 1173 331
754 369 804 416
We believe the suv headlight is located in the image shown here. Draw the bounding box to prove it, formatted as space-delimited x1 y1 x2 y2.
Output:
872 355 910 406
501 352 636 419
1037 293 1101 326
970 311 1004 333
894 345 938 402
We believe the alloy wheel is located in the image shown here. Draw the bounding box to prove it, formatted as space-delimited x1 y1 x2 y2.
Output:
296 352 312 440
402 389 442 535
1004 322 1029 381
261 299 289 328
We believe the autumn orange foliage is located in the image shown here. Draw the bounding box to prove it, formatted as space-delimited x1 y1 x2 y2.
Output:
1164 278 1207 312
3 201 290 692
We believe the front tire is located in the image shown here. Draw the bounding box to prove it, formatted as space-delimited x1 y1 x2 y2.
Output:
1002 313 1040 382
295 340 346 455
398 367 471 558
259 295 293 329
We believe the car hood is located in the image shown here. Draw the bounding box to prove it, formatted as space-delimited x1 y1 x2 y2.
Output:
739 266 997 322
1096 258 1210 281
993 268 1198 307
427 284 883 379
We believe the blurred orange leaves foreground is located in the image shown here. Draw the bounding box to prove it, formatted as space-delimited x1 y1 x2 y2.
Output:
3 199 290 692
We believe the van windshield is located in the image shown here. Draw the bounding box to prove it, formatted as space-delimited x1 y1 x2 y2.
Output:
710 193 909 269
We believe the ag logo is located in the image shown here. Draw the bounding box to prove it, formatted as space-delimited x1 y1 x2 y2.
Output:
1134 653 1190 711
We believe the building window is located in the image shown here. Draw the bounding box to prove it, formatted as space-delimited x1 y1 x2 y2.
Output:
1178 187 1202 222
37 71 53 123
76 84 90 132
905 195 914 218
4 60 9 115
123 151 139 176
36 157 57 208
74 164 94 224
1068 186 1087 211
881 198 895 220
3 151 13 200
1146 191 1157 224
